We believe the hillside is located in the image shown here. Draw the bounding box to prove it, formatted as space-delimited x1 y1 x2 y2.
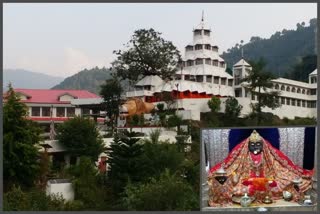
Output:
52 67 114 94
3 69 64 91
222 18 317 78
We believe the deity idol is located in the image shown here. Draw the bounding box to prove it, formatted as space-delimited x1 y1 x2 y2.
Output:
208 130 313 206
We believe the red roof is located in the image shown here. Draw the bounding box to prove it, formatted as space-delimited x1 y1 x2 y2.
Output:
13 89 100 104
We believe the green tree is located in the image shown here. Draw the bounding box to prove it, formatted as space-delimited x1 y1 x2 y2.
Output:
68 157 106 210
122 169 198 211
242 58 281 125
100 76 123 134
56 116 104 161
225 97 242 118
207 96 221 113
106 131 145 194
4 85 42 188
112 28 181 84
167 114 183 133
285 55 317 82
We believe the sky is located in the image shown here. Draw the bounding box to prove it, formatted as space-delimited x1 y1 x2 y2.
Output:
3 3 317 78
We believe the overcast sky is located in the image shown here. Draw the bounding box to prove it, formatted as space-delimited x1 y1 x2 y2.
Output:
4 3 317 78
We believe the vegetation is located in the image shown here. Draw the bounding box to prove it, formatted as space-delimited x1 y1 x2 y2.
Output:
222 18 317 78
3 85 42 188
52 67 114 94
207 96 221 113
112 28 181 84
242 58 281 125
284 54 317 82
100 76 123 134
56 116 104 161
224 97 243 126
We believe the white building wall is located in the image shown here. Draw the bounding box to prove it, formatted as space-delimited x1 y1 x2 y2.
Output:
46 181 74 202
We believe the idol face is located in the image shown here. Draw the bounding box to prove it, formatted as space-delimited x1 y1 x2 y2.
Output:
248 140 263 155
215 176 228 185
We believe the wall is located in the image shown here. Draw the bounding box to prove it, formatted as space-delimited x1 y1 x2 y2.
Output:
46 181 74 201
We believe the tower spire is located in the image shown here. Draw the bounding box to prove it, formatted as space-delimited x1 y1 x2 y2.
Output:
202 10 204 22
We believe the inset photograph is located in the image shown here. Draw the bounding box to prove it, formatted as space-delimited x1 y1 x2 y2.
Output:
201 127 317 211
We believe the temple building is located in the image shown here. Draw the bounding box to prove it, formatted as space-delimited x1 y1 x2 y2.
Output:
126 15 317 120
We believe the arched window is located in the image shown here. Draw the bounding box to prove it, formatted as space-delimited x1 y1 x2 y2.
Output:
286 86 290 92
291 87 296 93
302 89 305 94
280 85 285 91
275 84 279 90
297 88 301 93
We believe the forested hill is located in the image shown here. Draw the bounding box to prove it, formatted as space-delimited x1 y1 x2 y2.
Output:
52 67 113 94
222 18 317 77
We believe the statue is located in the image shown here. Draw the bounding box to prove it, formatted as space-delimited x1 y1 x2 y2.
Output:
208 130 314 206
119 98 155 118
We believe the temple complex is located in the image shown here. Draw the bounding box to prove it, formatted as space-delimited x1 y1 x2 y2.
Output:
126 15 317 120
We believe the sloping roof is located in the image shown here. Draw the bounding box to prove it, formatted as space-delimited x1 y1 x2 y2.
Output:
233 59 251 67
309 69 317 76
13 89 100 104
135 75 164 86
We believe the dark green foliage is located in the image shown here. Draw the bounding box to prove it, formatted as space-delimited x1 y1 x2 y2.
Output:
68 157 106 210
4 185 65 211
52 67 114 94
106 131 145 194
112 28 181 83
3 85 42 188
222 18 317 77
100 76 123 133
284 55 317 82
122 169 198 211
56 116 104 161
167 114 183 133
224 97 243 125
141 142 184 179
207 96 221 113
242 58 281 125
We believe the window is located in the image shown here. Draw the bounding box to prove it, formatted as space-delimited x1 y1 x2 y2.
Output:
187 60 193 66
212 60 219 66
281 97 285 104
205 59 211 65
302 100 306 107
228 79 233 86
219 62 225 68
221 78 226 85
42 107 51 117
275 84 279 90
32 107 40 117
291 87 296 93
212 46 218 52
195 44 203 50
205 44 211 50
206 75 212 83
280 85 285 91
67 107 75 117
186 46 193 51
194 30 201 36
196 75 203 82
286 86 290 92
204 30 210 36
235 89 242 97
214 77 219 84
311 89 317 95
57 107 65 117
297 88 301 93
297 100 301 107
82 108 90 115
306 90 310 95
196 58 203 65
291 99 296 106
251 94 255 100
185 75 190 81
302 89 305 94
286 98 290 105
311 101 317 108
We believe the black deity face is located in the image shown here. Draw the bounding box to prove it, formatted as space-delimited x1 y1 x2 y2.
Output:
248 140 263 155
215 176 228 185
